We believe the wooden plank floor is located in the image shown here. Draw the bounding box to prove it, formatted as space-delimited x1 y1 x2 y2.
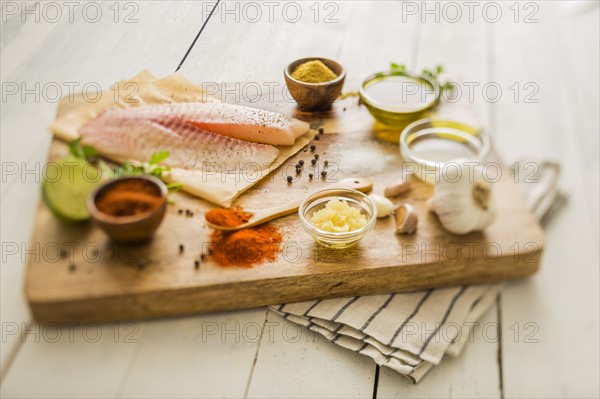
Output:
1 1 598 397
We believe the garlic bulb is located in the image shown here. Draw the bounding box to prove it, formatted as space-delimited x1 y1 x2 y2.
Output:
368 193 394 218
430 160 496 235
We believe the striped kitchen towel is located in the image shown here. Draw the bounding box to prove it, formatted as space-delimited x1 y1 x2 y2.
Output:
271 161 562 383
272 284 502 382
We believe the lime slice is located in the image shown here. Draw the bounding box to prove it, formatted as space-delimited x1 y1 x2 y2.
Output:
42 158 103 222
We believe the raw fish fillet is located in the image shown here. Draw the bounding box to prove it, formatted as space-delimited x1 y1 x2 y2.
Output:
85 102 309 146
184 102 310 145
79 108 280 171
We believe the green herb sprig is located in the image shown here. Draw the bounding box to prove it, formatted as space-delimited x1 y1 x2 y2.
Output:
69 139 183 194
390 63 456 96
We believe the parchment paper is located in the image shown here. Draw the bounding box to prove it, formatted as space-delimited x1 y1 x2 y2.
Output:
49 71 315 207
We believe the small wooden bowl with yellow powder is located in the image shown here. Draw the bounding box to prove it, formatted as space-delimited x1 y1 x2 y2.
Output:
285 57 346 111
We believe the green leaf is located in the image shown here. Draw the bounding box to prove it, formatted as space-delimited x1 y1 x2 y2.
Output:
390 63 406 73
114 162 140 179
421 68 433 79
150 150 170 165
150 169 163 179
68 138 100 163
166 182 183 192
68 138 84 159
443 82 456 92
82 145 98 159
146 164 170 179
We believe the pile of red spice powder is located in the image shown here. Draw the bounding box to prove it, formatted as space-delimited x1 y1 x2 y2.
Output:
205 207 253 227
210 225 283 267
96 180 162 217
205 208 283 267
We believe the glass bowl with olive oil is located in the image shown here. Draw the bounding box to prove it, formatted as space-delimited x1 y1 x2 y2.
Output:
359 71 441 140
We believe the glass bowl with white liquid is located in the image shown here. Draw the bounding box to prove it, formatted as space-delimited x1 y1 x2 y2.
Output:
399 118 490 185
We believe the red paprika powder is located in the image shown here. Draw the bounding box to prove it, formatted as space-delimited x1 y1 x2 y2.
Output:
205 208 253 227
210 224 283 267
96 179 162 217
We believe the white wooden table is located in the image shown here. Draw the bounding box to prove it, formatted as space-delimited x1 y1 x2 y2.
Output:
1 1 598 397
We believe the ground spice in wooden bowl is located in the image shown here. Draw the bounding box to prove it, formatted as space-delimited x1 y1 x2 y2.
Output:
291 60 338 83
95 179 163 217
88 176 168 243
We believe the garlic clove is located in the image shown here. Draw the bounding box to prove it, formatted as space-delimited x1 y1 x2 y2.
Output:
369 193 394 218
394 203 418 234
384 180 412 198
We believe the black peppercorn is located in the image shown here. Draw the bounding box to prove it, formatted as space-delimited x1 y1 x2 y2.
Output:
314 135 320 140
287 176 293 183
299 160 305 166
318 128 324 134
321 171 327 177
324 160 329 166
311 159 316 165
310 144 316 152
309 173 314 179
314 154 319 160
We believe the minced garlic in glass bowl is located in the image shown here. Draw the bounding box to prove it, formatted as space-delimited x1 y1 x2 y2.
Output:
309 199 368 233
298 188 377 249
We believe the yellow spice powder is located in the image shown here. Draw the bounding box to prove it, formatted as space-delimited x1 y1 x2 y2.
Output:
291 60 338 83
309 199 368 233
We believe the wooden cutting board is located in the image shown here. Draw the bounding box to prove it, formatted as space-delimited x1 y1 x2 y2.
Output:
25 90 545 323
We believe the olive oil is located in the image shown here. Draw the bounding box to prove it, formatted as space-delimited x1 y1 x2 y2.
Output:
360 72 440 143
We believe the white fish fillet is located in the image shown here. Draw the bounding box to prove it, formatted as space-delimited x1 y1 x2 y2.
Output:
183 102 310 145
84 102 309 146
79 107 280 171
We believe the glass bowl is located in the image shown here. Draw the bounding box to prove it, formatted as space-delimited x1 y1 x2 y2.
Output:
298 188 377 249
359 71 441 141
399 118 490 185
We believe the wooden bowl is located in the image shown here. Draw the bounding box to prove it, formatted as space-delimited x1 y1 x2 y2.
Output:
87 175 168 243
284 57 346 111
